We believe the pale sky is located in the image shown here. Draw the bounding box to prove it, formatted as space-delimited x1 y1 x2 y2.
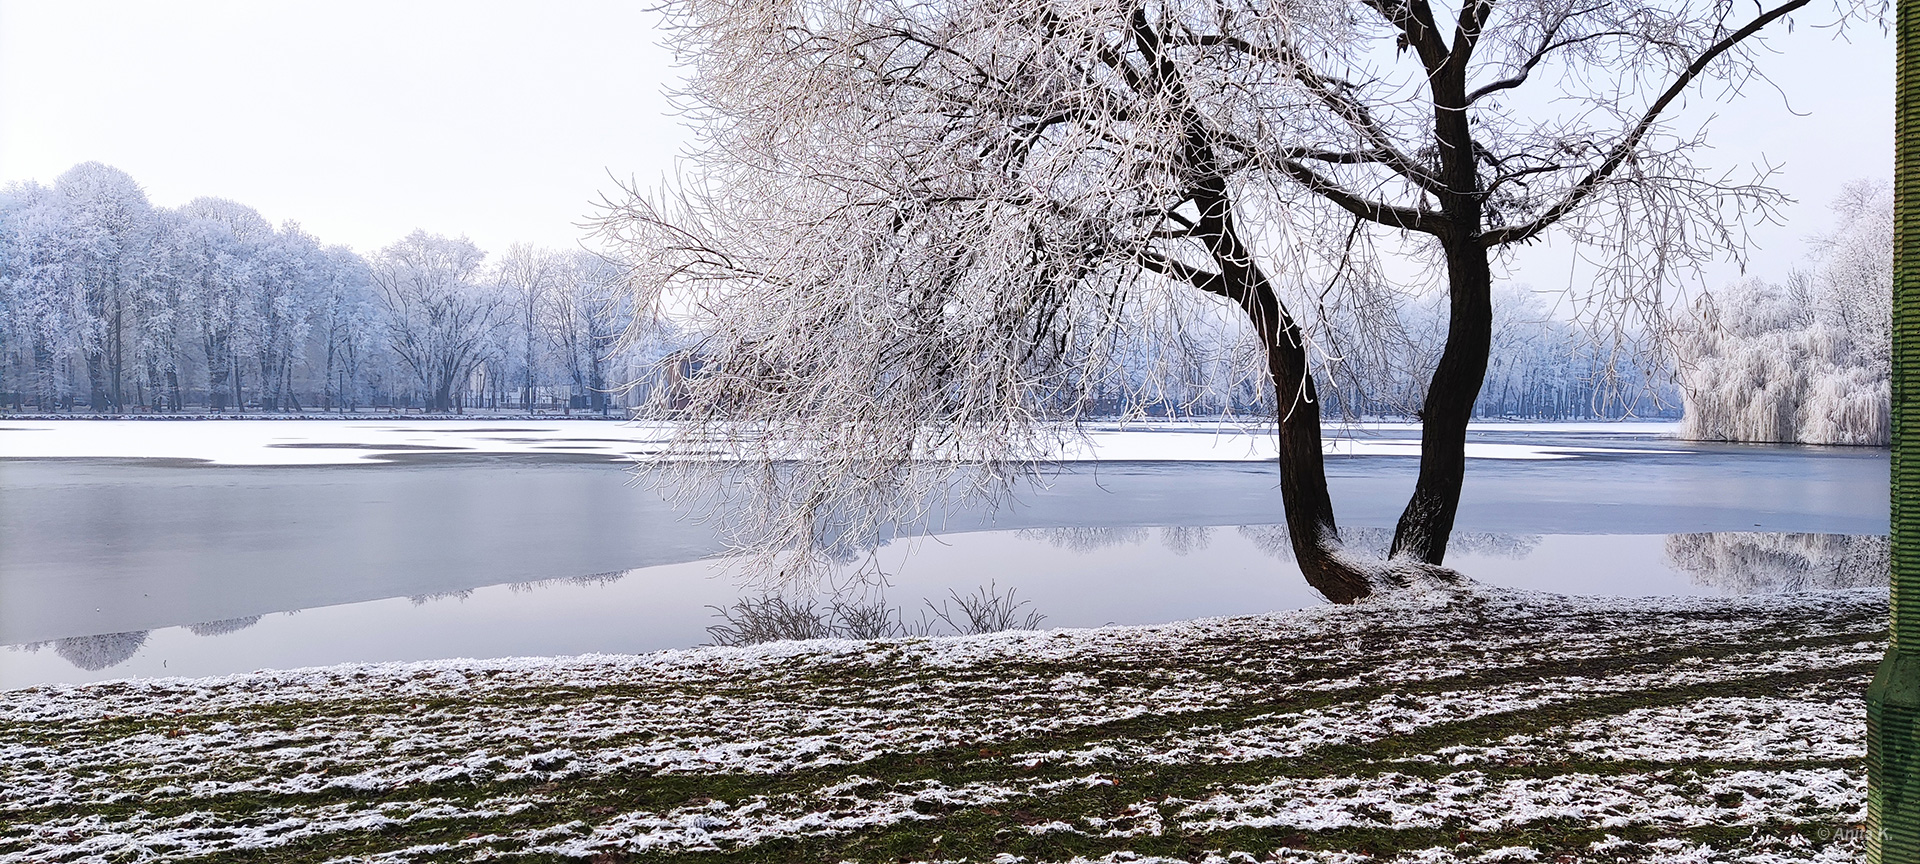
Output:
0 0 687 255
0 0 1894 291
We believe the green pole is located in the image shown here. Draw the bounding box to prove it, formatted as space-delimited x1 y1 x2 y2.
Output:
1870 0 1920 858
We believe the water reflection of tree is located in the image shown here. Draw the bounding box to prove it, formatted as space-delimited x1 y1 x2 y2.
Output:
1238 525 1539 562
25 631 151 671
1451 533 1545 559
1159 526 1213 556
507 570 629 593
1665 532 1889 594
1017 526 1150 552
186 616 262 636
1018 525 1232 555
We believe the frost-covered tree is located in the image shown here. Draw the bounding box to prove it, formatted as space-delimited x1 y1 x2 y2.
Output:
372 231 503 413
1676 180 1892 445
0 181 82 410
311 245 380 411
178 197 282 411
496 244 563 411
598 0 1857 600
545 251 626 415
50 163 157 411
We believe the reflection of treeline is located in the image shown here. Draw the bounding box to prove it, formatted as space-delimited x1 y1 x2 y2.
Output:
1664 532 1889 594
14 630 150 671
1237 525 1541 561
186 616 262 636
17 613 270 672
706 582 1045 646
1017 524 1540 561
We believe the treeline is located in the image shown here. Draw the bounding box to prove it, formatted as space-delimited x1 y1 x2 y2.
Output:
1073 283 1676 421
2 162 1690 422
0 162 678 414
1318 286 1677 421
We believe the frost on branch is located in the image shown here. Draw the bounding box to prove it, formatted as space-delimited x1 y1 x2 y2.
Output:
1674 181 1891 446
593 0 1859 591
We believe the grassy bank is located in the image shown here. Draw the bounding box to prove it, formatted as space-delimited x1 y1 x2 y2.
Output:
0 585 1882 863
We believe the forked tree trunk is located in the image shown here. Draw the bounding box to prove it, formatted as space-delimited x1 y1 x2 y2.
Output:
1213 222 1484 603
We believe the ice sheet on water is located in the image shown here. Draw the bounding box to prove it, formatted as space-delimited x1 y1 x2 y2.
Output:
0 419 1675 465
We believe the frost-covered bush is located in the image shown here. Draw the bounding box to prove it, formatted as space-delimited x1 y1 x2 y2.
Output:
1675 181 1891 445
1665 532 1889 594
925 582 1046 635
704 595 838 645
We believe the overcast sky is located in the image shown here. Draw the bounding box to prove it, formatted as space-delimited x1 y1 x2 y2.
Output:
0 0 686 256
0 0 1893 290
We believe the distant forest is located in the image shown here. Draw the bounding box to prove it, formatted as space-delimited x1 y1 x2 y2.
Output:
0 163 680 414
0 164 1884 427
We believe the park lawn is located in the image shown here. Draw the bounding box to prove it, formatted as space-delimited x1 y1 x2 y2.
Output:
0 584 1881 863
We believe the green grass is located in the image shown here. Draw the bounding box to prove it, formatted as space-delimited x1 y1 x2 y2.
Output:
0 588 1887 862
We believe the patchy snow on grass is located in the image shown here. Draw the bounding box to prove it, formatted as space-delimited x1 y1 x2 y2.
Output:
0 584 1882 862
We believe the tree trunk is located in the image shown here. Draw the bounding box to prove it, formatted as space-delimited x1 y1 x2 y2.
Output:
87 353 108 412
1197 184 1376 602
1261 318 1374 603
109 293 125 412
1391 238 1494 563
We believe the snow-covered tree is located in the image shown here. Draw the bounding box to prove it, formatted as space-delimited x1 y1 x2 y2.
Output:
178 197 282 411
372 231 503 413
310 245 380 410
545 251 626 415
51 163 158 411
597 0 1849 600
1676 180 1892 445
1 181 82 410
496 244 563 411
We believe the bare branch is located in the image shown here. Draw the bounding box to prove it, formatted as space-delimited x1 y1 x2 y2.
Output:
1482 0 1812 248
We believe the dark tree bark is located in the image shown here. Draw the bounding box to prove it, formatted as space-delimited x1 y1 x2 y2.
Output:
1389 11 1495 565
1393 237 1494 563
1208 201 1372 602
87 353 108 412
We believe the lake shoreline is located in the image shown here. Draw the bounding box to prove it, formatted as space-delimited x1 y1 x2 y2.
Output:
1 584 1882 862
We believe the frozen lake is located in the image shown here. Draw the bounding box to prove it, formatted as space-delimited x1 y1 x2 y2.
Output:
0 419 1890 687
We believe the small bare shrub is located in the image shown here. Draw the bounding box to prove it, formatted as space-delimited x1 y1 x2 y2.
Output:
708 583 1047 645
926 582 1046 636
705 596 834 646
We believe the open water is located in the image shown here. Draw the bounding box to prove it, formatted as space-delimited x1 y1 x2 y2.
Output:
0 420 1889 687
